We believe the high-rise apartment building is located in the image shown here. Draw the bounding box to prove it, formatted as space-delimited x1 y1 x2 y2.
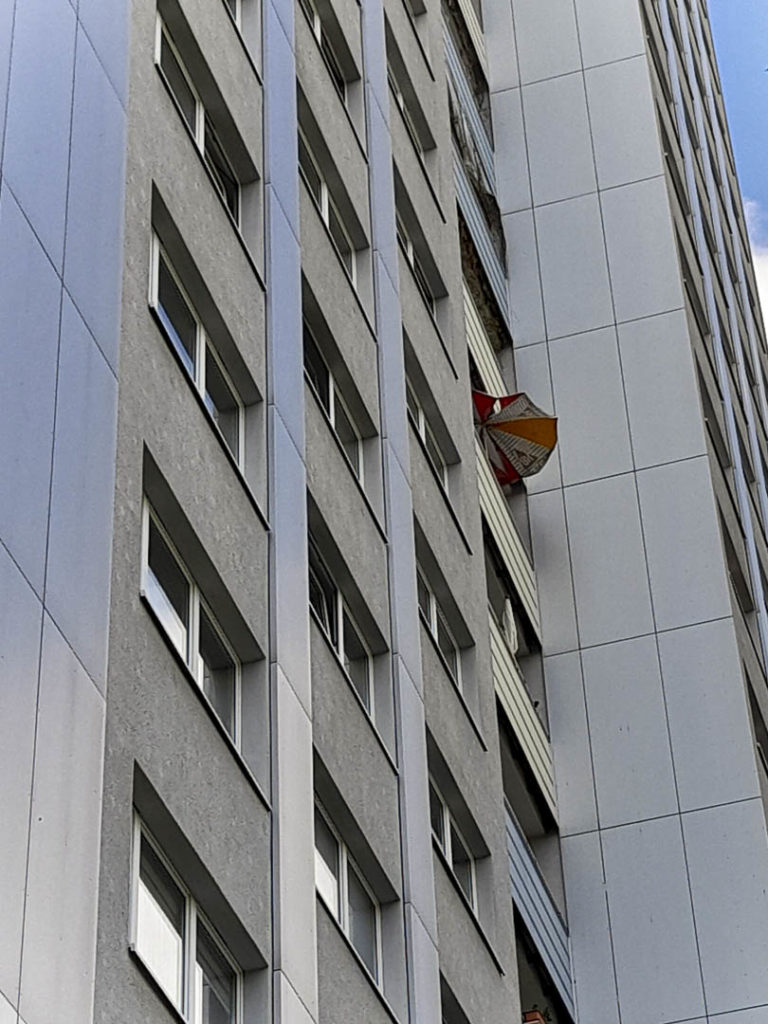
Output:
2 0 768 1021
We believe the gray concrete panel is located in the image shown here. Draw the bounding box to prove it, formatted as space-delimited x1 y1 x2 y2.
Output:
45 296 117 693
64 26 127 369
78 0 130 105
491 87 531 217
0 0 14 173
0 185 61 596
572 0 645 68
19 615 105 1024
2 0 76 271
316 904 394 1024
510 0 581 85
528 489 579 655
0 546 42 1008
264 0 298 230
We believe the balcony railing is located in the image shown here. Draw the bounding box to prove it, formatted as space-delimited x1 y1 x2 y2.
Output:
505 803 575 1019
455 0 487 76
455 153 509 325
464 282 504 394
444 28 494 184
490 612 556 817
475 436 540 638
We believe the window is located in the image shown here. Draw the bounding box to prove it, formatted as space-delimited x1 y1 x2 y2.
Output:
388 66 424 159
223 0 240 23
303 321 363 479
314 803 381 982
429 779 476 909
308 538 372 712
133 820 242 1023
298 0 347 101
142 500 241 743
396 213 436 315
417 566 460 686
406 378 447 487
156 16 241 223
150 235 244 465
298 130 357 285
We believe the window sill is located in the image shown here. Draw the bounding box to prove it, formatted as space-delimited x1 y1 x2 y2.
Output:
149 307 270 534
431 840 505 976
304 375 388 544
316 896 404 1024
310 607 399 775
389 91 445 224
407 417 472 557
140 592 271 813
156 66 266 291
418 613 487 752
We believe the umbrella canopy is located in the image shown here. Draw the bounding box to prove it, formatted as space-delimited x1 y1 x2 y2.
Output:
473 390 557 486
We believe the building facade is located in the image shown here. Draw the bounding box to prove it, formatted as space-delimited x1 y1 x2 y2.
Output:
2 0 768 1022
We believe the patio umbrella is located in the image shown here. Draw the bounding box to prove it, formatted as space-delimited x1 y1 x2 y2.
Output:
473 390 557 486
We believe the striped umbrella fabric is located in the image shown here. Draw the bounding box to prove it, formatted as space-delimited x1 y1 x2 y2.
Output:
473 390 558 486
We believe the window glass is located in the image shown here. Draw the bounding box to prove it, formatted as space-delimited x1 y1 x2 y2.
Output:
205 119 239 222
298 135 323 206
327 201 354 276
450 822 473 904
342 609 370 708
309 545 338 644
160 33 197 132
436 609 458 680
147 518 190 657
416 570 431 623
320 34 346 99
303 325 331 412
223 0 239 20
195 921 236 1024
205 347 240 459
158 254 196 374
405 379 419 423
429 781 444 847
314 809 340 914
333 394 361 476
347 864 378 979
425 425 446 483
198 606 236 738
138 839 185 1007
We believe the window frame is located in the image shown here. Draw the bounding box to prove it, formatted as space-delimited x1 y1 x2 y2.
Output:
131 816 244 1024
155 14 241 225
416 565 461 688
303 320 364 481
313 801 383 985
223 0 242 26
150 233 245 469
388 66 424 162
308 538 374 714
298 128 357 286
405 378 448 488
396 212 436 316
428 778 477 911
141 499 243 746
297 0 347 103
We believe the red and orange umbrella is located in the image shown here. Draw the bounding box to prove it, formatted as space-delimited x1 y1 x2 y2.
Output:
473 390 558 486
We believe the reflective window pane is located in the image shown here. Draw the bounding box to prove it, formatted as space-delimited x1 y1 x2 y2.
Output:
405 379 419 424
309 544 338 645
298 135 322 207
450 822 474 906
137 839 185 1008
342 609 370 709
333 393 361 477
347 864 378 980
147 517 189 657
198 606 236 737
436 609 458 681
416 570 431 623
429 782 445 848
204 120 239 222
157 254 196 375
160 33 197 133
205 347 240 459
195 921 236 1024
303 325 331 413
314 809 340 916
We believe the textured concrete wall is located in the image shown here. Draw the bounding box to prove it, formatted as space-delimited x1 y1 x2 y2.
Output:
0 1 129 1022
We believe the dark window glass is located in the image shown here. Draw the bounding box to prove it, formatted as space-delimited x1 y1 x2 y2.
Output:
160 33 197 132
157 254 196 374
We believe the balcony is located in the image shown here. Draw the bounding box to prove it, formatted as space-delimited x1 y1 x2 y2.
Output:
505 803 575 1019
476 435 539 638
444 27 494 184
464 282 504 394
490 611 556 818
455 153 509 326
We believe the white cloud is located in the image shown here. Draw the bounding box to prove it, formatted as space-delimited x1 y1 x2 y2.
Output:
744 198 768 316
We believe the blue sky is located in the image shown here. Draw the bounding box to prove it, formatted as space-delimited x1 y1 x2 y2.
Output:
709 0 768 299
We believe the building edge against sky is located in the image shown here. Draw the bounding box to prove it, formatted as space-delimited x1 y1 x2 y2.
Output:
2 0 768 1023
